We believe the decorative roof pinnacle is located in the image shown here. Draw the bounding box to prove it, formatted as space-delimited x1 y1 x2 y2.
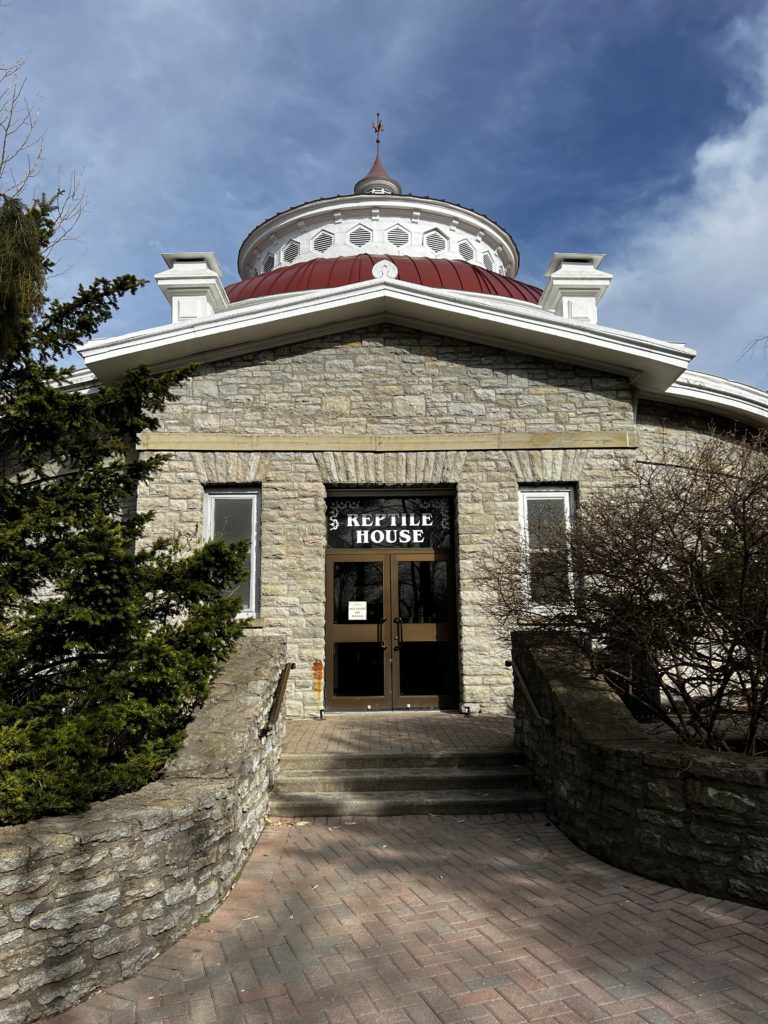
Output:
372 112 383 148
354 113 402 195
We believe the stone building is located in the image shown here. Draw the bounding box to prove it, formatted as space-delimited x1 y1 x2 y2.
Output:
78 147 768 718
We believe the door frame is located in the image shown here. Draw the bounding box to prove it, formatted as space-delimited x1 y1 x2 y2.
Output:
324 547 458 711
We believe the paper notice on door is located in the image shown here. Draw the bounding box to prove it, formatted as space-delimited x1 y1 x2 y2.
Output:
348 601 367 621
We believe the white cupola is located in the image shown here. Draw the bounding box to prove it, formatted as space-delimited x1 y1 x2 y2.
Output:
237 185 520 281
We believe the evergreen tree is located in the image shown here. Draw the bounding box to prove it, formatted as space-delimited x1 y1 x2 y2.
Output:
0 194 246 824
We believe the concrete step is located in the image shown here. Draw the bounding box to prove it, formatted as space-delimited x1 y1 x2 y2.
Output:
279 751 526 771
270 746 545 817
269 788 545 818
274 765 534 794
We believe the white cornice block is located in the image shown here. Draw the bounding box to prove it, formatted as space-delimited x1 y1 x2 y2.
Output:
155 252 229 324
540 253 612 325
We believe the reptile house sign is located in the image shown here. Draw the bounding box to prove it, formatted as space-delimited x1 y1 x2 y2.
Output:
326 494 453 549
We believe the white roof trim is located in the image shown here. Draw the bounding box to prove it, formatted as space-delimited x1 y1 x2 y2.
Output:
58 366 100 393
657 370 768 427
79 276 695 395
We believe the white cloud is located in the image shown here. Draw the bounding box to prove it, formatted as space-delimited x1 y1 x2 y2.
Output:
600 10 768 388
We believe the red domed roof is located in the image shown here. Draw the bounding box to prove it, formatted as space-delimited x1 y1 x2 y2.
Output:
226 255 542 304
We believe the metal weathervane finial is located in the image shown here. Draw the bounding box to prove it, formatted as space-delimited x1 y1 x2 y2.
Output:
372 113 383 149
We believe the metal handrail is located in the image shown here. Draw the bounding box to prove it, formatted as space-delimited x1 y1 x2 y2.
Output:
261 661 295 737
505 656 551 725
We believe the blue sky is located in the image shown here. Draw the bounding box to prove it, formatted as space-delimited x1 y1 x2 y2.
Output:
5 0 768 387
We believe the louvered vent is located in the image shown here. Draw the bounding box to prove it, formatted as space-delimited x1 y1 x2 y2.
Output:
458 240 474 261
262 253 275 273
387 225 409 247
483 251 494 270
349 225 372 247
283 240 300 264
313 230 333 253
425 231 447 253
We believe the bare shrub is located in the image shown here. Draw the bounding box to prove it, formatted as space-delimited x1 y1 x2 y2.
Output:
482 432 768 754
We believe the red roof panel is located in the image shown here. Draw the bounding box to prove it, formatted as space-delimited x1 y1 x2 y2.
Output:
225 255 541 304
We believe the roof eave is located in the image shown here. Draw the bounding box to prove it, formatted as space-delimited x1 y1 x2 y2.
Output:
79 276 695 399
648 370 768 427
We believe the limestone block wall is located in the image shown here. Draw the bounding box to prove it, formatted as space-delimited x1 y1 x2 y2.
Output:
512 636 768 907
138 443 636 717
136 326 639 717
157 327 636 438
636 398 749 463
0 635 287 1024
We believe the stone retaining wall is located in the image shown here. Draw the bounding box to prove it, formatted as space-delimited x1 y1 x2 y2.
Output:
0 633 287 1024
512 635 768 907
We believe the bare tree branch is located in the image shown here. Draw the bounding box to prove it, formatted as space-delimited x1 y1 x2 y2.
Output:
738 335 768 364
0 52 86 257
0 56 43 199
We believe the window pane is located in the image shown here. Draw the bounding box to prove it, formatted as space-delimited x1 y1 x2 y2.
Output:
398 561 449 623
212 497 253 609
333 643 385 697
399 641 455 696
522 492 572 606
529 552 570 605
527 498 566 551
333 561 383 623
213 498 252 545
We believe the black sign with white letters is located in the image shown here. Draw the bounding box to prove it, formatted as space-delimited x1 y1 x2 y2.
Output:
327 496 453 549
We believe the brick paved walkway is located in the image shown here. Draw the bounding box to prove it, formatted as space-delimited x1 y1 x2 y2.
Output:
46 720 768 1024
50 811 768 1024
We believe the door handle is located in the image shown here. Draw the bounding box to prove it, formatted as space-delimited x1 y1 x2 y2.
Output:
393 616 402 651
379 618 387 649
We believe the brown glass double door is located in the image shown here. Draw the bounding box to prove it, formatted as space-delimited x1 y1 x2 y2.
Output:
326 550 458 710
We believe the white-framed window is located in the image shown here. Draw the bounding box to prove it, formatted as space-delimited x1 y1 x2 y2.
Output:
203 489 260 616
519 486 575 607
